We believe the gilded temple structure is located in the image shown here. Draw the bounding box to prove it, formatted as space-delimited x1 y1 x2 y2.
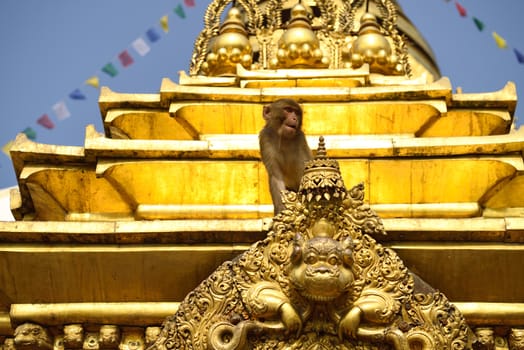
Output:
1 0 524 348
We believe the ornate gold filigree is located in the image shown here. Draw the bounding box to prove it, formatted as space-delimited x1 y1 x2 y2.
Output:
148 139 471 350
189 0 411 75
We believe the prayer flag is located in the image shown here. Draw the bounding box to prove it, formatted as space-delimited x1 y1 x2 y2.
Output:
160 15 169 33
146 28 161 43
102 63 118 77
514 49 524 64
492 32 507 49
37 114 55 129
184 0 195 7
131 37 151 56
174 4 186 19
2 140 14 157
118 50 134 67
472 17 484 31
52 100 71 121
85 76 100 89
69 88 86 100
22 127 37 140
455 1 467 17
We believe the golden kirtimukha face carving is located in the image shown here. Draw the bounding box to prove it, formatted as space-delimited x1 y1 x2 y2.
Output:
289 221 354 302
148 139 472 350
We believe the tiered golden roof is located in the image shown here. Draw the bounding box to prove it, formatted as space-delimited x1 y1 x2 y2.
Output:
1 0 524 348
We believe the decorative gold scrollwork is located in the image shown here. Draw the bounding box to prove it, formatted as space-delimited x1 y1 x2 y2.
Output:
149 139 471 350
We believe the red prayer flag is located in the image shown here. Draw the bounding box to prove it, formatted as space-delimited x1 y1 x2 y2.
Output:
37 114 55 129
118 50 134 68
184 0 195 7
455 1 467 17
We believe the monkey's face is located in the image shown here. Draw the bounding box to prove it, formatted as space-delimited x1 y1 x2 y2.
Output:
262 99 303 139
289 236 354 302
279 106 301 138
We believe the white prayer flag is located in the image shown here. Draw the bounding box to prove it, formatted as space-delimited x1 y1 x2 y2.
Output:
131 37 151 57
52 100 71 121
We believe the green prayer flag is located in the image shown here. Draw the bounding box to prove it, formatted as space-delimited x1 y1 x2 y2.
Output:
102 63 118 77
174 4 186 18
473 17 484 31
22 127 37 140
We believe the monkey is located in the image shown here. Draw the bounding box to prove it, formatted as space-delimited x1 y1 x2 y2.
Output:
259 98 313 214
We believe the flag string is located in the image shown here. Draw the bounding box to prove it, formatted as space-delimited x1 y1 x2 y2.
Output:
447 1 524 62
2 0 195 157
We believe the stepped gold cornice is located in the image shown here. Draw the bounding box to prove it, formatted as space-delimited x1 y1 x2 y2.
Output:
2 217 524 244
10 128 524 221
98 79 515 139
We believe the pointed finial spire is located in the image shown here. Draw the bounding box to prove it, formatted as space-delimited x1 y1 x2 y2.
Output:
299 137 346 203
316 136 327 158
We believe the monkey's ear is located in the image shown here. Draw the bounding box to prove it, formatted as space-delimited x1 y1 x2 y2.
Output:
263 104 272 121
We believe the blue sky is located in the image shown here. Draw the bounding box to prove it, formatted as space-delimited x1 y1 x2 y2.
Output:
0 0 523 189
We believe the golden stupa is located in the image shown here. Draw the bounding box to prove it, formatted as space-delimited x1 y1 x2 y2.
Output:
1 0 524 348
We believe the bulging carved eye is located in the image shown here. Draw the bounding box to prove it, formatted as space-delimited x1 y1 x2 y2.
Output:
328 255 341 266
305 253 318 265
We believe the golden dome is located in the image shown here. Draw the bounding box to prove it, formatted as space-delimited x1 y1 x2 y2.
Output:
200 7 253 76
344 12 403 75
270 4 329 69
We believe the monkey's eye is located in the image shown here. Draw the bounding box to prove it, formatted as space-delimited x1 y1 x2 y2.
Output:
305 253 318 265
328 255 341 266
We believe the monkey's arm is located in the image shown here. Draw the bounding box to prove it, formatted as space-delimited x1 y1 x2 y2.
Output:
259 137 287 213
268 175 286 213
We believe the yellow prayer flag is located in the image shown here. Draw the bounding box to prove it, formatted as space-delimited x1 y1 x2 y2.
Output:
2 140 14 157
492 32 507 49
85 76 100 89
160 15 169 33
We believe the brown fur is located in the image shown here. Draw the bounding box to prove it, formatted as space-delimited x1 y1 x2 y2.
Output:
259 99 312 214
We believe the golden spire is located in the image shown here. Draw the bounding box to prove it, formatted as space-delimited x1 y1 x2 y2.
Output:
299 136 346 203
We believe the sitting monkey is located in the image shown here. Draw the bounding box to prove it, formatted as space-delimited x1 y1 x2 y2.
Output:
259 99 312 214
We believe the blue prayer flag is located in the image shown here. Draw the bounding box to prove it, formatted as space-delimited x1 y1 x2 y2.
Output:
514 49 524 64
146 28 161 43
69 88 86 100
